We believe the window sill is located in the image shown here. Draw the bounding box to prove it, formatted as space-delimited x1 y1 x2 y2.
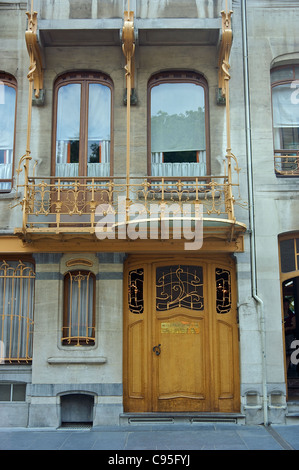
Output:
275 173 299 178
0 191 21 200
47 356 107 365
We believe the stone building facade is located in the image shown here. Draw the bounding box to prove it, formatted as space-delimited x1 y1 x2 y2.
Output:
0 0 299 427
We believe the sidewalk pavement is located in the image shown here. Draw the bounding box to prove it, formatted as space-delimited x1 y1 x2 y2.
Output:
0 423 298 451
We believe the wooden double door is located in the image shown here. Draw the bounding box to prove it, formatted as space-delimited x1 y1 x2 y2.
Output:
123 255 240 413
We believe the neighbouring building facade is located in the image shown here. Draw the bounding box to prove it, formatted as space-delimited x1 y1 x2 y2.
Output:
0 0 299 428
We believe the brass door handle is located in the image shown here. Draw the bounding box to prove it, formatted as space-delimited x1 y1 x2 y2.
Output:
153 344 161 356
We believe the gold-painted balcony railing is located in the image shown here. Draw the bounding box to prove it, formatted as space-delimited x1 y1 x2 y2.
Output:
14 171 246 243
274 152 299 176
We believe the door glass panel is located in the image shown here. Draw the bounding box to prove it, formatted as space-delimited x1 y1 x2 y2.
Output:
87 83 111 177
216 268 231 314
55 83 81 177
156 265 203 311
128 268 144 314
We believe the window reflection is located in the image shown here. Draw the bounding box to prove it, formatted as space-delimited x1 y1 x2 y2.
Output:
87 83 111 177
56 83 81 176
271 66 299 158
272 84 299 152
0 81 16 191
54 74 112 178
150 79 207 178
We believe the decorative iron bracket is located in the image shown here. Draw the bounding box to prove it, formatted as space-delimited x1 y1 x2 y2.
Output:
121 6 136 212
217 9 233 104
25 9 44 101
122 9 137 105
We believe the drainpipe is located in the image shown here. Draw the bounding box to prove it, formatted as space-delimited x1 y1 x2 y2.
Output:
241 0 268 426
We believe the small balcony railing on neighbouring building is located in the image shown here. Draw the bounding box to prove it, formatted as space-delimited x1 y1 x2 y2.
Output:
274 151 299 176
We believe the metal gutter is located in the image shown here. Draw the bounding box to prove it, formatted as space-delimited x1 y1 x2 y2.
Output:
241 0 268 426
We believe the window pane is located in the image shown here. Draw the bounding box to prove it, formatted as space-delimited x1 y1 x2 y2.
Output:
0 84 16 190
271 66 294 83
12 384 26 401
156 265 204 311
279 128 299 150
272 84 299 129
280 239 296 273
163 151 197 163
63 271 95 346
56 83 81 177
151 82 205 154
87 84 111 177
272 84 299 151
0 384 11 401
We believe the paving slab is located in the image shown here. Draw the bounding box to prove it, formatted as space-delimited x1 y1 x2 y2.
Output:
0 423 295 451
271 425 299 450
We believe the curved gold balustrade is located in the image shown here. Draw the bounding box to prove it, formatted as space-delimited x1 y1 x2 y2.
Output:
13 172 246 243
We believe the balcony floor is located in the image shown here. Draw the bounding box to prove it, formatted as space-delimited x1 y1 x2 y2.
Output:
12 218 246 253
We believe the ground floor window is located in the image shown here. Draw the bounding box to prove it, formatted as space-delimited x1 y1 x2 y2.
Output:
62 270 96 346
0 383 26 401
0 259 35 364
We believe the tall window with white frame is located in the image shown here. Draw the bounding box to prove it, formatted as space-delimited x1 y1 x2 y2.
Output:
271 65 299 175
0 73 17 192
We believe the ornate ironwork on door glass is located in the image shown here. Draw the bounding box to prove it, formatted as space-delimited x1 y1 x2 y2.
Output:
216 268 231 314
156 265 204 311
128 268 144 314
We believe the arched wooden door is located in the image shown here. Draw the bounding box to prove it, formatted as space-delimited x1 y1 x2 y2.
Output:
123 255 240 413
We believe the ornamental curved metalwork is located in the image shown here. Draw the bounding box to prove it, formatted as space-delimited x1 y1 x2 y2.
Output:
156 265 204 311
